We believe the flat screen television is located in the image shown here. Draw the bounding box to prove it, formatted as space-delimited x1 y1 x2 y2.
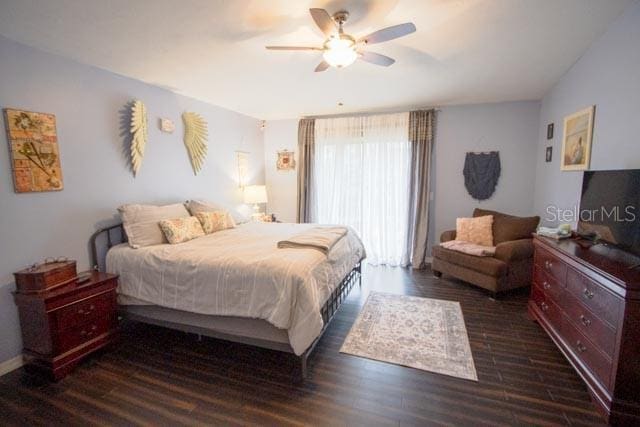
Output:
578 169 640 256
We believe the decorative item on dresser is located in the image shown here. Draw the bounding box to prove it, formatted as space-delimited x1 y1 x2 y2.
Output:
14 258 77 293
12 270 119 381
529 235 640 425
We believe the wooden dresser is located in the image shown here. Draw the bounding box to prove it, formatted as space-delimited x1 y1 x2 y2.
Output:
13 271 118 380
529 235 640 425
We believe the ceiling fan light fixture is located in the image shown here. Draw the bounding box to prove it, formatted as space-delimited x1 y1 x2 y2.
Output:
322 36 357 68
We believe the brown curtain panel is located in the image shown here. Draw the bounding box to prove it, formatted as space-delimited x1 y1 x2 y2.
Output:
407 110 435 269
296 118 315 223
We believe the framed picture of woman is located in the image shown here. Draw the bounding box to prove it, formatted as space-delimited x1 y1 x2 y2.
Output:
560 105 595 171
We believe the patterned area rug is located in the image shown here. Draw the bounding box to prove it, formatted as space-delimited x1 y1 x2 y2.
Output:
340 292 478 381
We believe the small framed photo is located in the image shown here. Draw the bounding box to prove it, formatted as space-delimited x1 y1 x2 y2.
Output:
545 146 553 162
561 106 595 171
547 123 554 140
276 150 296 171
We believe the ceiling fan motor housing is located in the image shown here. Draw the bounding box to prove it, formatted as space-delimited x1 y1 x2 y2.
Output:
333 11 350 27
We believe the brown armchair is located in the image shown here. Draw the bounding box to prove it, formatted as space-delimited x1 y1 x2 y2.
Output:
431 208 540 295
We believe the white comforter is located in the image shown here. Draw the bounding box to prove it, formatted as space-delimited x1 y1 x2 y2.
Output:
106 222 365 355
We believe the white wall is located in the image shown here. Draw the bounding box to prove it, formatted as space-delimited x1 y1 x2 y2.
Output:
0 36 264 364
264 119 299 222
263 101 541 251
433 102 540 243
431 102 540 242
533 1 640 225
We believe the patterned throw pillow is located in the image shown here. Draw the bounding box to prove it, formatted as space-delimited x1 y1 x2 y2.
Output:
158 216 205 244
195 211 236 234
456 215 494 247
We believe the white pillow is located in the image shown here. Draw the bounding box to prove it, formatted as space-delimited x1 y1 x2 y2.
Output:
185 200 250 224
118 203 190 248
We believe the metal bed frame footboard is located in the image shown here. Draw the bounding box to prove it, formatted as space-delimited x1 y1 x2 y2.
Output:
89 223 362 379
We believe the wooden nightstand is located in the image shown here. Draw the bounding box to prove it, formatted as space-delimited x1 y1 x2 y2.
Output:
13 271 119 381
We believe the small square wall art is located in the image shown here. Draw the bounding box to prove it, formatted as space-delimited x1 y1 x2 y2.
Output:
277 149 296 171
3 108 64 192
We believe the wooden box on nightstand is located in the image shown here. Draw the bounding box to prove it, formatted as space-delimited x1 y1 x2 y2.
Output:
13 271 119 381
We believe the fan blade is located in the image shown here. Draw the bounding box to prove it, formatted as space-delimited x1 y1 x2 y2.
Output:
359 23 416 44
309 8 336 36
314 61 330 72
266 46 321 51
359 51 395 66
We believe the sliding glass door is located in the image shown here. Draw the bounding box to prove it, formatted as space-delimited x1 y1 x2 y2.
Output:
312 113 412 266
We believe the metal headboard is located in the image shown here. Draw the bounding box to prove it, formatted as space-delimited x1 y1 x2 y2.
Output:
90 223 126 271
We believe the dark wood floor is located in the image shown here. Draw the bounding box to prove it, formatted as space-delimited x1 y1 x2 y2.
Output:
1 266 606 426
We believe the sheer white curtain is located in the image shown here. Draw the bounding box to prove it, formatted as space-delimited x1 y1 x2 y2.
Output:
312 113 412 266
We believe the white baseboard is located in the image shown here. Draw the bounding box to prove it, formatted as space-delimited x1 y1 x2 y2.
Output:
0 354 23 377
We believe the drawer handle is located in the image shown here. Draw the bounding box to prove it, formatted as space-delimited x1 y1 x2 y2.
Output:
579 314 591 327
540 302 549 312
543 281 551 290
576 341 587 353
544 260 553 270
80 325 98 337
583 289 594 299
77 304 96 315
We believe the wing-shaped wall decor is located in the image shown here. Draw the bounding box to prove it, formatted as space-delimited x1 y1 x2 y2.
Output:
130 100 148 176
182 112 208 175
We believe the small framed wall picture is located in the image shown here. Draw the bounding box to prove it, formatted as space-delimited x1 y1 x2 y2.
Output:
276 149 296 171
547 123 554 140
545 146 553 162
561 105 595 171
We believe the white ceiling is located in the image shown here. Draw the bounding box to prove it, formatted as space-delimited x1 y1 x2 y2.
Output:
0 0 632 119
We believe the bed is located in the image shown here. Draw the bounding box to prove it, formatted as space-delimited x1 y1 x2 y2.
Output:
90 221 365 378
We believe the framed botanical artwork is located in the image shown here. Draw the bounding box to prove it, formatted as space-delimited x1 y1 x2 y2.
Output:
3 108 64 192
560 105 595 171
277 149 296 171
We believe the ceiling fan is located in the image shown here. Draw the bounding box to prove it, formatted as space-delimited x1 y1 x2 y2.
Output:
266 8 416 72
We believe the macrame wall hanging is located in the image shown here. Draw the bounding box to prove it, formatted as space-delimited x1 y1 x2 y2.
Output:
463 151 501 200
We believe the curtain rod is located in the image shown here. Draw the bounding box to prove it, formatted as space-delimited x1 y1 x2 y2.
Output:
301 107 441 120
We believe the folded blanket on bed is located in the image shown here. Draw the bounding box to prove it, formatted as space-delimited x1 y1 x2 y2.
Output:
440 240 496 257
277 226 348 254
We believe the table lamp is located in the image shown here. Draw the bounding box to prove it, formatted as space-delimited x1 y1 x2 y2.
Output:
243 185 268 219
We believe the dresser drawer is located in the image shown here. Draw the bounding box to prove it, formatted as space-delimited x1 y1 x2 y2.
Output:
562 315 612 388
55 291 114 329
55 315 115 354
535 247 567 283
531 285 563 331
566 268 620 327
533 266 564 303
563 294 617 358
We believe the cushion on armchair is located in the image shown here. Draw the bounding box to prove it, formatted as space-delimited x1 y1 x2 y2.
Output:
473 208 539 244
456 215 494 246
432 245 507 277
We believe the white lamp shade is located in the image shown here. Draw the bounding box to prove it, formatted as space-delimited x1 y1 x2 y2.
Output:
243 185 268 204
